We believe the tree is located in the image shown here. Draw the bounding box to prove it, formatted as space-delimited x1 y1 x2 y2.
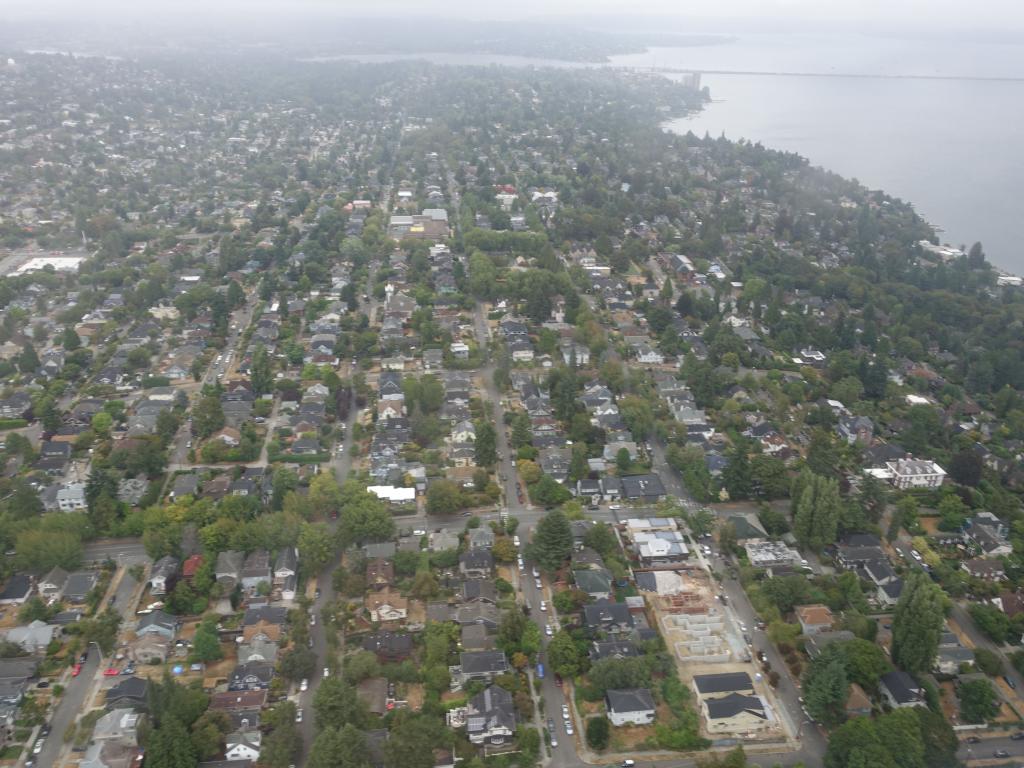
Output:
309 724 369 768
615 447 631 473
582 522 618 558
384 713 448 768
492 538 517 563
959 678 997 723
547 630 588 679
279 647 317 682
313 678 369 730
530 475 571 508
61 326 81 350
307 473 342 519
803 655 849 727
892 571 947 675
190 710 230 760
18 341 38 374
947 449 983 487
474 421 496 467
973 647 1003 676
586 716 610 750
298 522 334 575
838 638 890 690
793 471 841 551
721 445 751 500
969 603 1011 643
190 617 223 663
15 528 81 572
250 344 272 396
587 657 652 696
426 479 465 515
192 395 225 439
337 482 395 546
528 509 573 571
146 717 197 768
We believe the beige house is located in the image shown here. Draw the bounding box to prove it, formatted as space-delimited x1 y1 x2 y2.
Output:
366 590 408 624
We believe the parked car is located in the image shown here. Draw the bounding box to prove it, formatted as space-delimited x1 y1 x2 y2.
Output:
32 740 44 755
539 601 547 612
545 624 553 636
103 668 120 677
295 709 303 724
299 679 308 692
323 667 330 678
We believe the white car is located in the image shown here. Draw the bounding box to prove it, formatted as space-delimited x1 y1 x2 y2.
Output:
545 624 553 636
539 600 547 612
299 679 308 692
800 558 809 566
295 708 303 723
565 721 574 735
310 614 316 626
33 740 44 755
609 504 621 510
911 550 923 562
532 567 540 578
739 622 748 633
323 667 330 678
562 704 570 718
413 529 426 536
534 578 542 590
513 535 521 547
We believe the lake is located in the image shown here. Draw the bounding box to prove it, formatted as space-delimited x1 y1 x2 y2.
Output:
609 34 1024 273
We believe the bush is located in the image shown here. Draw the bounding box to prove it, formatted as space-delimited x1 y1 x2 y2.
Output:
973 647 1003 677
585 716 610 750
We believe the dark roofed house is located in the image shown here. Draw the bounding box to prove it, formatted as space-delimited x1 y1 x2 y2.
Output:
606 688 656 726
106 677 150 710
590 640 639 663
619 474 666 503
693 672 754 697
0 574 33 605
582 600 634 635
362 632 414 662
459 550 493 579
465 685 516 745
228 661 275 691
458 651 509 685
880 670 925 709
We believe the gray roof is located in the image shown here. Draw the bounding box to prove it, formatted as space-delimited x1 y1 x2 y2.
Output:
705 692 768 720
606 688 656 714
693 672 754 696
460 651 508 675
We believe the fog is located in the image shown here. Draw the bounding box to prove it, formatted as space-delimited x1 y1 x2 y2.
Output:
2 0 1023 35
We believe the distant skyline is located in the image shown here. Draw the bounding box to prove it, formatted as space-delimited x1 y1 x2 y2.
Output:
3 0 1023 35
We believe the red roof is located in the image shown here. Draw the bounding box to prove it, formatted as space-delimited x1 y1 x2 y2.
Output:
182 554 204 578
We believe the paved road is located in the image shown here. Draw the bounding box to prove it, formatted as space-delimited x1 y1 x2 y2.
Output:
35 567 139 768
81 539 149 565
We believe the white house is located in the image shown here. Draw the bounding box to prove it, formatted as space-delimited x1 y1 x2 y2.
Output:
884 458 946 490
57 482 87 512
606 688 656 726
225 729 262 761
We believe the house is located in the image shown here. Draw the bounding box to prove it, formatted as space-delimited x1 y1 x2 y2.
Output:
129 634 172 665
366 559 395 590
430 530 460 552
237 637 279 665
962 558 1006 581
879 670 925 708
465 685 516 745
38 567 69 601
455 603 501 631
459 550 494 579
845 683 873 718
805 631 855 659
136 610 177 640
590 640 639 663
606 688 656 726
619 474 667 503
795 604 834 636
884 458 946 490
693 672 755 699
837 415 874 445
965 512 1013 558
240 551 272 592
56 482 87 512
877 579 905 607
457 651 509 685
703 692 770 734
582 600 635 635
225 730 262 762
462 580 498 605
92 708 141 746
467 527 494 550
362 632 414 663
366 590 408 623
182 554 204 583
210 690 268 712
79 741 139 768
573 569 613 601
63 571 98 604
461 624 494 651
357 677 389 717
105 677 150 710
215 550 244 591
0 574 32 605
149 556 179 596
228 661 275 691
3 621 57 653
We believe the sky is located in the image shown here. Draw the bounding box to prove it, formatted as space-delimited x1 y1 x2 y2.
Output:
3 0 1023 33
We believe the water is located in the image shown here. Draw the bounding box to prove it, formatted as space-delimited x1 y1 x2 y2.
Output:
609 34 1024 273
299 35 1024 273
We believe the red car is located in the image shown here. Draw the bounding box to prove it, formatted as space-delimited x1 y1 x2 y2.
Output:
103 668 120 677
71 664 82 677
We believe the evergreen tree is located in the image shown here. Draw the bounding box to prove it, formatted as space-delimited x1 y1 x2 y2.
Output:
803 655 849 727
793 472 841 551
474 421 497 467
18 341 38 374
892 571 947 675
250 344 272 396
722 446 751 500
61 326 81 350
528 509 573 571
